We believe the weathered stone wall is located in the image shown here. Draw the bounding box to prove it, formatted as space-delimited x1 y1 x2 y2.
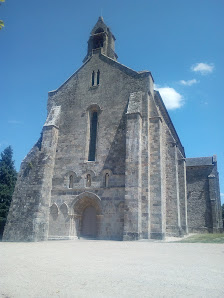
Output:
187 166 212 232
165 138 181 236
149 117 166 239
47 51 153 240
3 124 59 241
140 92 150 239
152 91 187 237
178 157 188 234
186 157 222 233
124 109 142 240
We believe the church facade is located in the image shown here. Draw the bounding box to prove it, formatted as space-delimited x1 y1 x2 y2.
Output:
3 18 222 241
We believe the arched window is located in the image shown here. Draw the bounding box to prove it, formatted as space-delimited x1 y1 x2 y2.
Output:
60 203 68 218
95 28 104 34
97 70 100 85
105 173 109 187
93 30 104 49
91 71 95 86
69 175 74 189
88 111 98 161
50 203 59 221
86 174 91 187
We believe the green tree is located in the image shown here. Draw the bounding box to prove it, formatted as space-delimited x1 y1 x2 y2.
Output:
0 0 5 30
0 146 17 239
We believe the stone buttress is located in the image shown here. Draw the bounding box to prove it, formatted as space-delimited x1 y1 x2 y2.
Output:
3 106 61 241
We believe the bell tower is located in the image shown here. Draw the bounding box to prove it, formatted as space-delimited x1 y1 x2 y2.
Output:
83 17 118 62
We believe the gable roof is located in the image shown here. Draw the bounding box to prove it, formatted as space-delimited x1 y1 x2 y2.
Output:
48 51 153 96
186 157 215 167
154 90 185 157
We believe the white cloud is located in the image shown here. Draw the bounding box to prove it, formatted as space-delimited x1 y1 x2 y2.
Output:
179 79 198 86
155 85 184 110
191 63 214 75
221 193 224 197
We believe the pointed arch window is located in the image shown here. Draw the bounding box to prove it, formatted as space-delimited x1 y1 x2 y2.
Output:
60 203 68 218
50 203 59 221
88 111 98 161
86 104 101 162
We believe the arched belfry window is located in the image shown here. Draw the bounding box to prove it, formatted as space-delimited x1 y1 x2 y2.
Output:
97 70 100 85
86 174 91 187
93 29 104 49
69 175 74 189
88 111 98 161
95 28 104 34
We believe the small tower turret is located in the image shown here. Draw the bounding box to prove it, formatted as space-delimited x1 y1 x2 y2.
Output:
83 17 118 62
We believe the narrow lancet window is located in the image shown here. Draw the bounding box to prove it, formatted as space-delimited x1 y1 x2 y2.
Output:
69 175 74 189
97 70 100 85
86 174 91 187
88 111 98 161
92 71 95 86
105 173 109 187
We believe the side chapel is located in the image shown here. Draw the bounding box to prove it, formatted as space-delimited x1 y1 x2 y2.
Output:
3 17 222 241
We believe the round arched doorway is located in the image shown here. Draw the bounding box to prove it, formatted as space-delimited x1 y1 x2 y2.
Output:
72 192 102 239
81 206 97 238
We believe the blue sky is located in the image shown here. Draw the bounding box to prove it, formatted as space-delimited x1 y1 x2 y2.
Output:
1 0 224 202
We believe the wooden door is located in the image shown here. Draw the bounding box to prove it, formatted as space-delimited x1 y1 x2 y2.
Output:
81 206 97 237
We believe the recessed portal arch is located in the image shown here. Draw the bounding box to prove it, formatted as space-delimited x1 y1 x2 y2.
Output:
72 192 102 239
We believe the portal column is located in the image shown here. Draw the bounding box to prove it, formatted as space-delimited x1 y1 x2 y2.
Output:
96 215 103 239
68 215 78 239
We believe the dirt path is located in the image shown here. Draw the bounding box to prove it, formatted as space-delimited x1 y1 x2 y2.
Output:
1 240 224 297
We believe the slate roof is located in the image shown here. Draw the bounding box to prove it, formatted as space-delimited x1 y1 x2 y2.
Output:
186 157 214 167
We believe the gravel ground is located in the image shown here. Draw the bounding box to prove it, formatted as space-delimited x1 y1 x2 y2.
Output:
1 239 224 298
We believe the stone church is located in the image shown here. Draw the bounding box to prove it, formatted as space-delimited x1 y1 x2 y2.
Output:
3 17 222 242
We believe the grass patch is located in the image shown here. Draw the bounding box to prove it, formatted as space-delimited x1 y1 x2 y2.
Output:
179 233 224 243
